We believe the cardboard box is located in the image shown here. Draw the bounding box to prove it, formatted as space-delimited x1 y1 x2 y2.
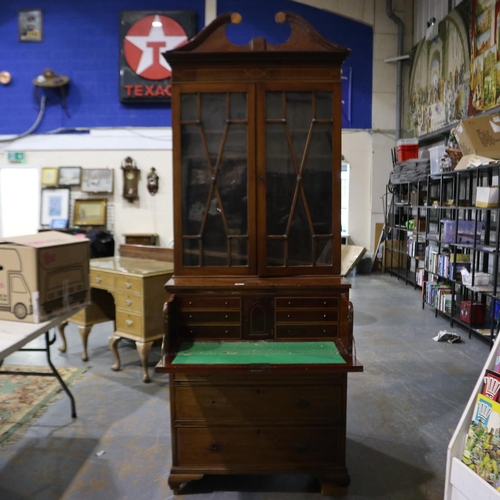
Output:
454 113 500 158
476 186 499 208
0 231 90 323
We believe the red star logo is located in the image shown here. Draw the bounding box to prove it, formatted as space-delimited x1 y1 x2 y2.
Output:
124 15 187 80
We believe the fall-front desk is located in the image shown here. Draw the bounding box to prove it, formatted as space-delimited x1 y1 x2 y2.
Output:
58 256 173 382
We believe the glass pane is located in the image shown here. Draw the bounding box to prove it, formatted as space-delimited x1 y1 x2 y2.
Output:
219 124 248 236
230 93 247 120
316 92 332 120
267 239 285 267
303 122 333 236
316 238 333 266
183 239 200 266
288 196 312 266
266 92 283 120
286 91 313 162
266 123 295 236
201 93 226 158
231 238 248 266
202 194 228 266
180 93 198 121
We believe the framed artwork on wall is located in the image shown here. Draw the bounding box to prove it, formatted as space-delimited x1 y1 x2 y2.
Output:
73 199 107 226
81 169 114 193
18 9 43 42
58 166 82 187
40 188 70 227
41 167 59 187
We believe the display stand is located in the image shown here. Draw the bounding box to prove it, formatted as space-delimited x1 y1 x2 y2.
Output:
445 332 500 499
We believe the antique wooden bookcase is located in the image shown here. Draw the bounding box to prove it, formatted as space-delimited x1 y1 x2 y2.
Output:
155 12 363 496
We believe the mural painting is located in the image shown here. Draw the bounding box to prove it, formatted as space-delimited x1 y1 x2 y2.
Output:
470 0 500 113
409 2 471 137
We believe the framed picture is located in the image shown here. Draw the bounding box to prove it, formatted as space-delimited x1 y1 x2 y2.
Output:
40 188 70 227
81 169 114 193
58 166 82 187
18 9 43 42
41 167 59 187
73 199 107 226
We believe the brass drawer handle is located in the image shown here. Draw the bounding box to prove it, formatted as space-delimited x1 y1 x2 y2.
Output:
125 319 133 326
126 300 133 306
125 282 132 289
207 443 221 452
95 276 102 283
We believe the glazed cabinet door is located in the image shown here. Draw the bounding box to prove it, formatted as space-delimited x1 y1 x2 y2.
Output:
257 82 342 275
173 83 256 275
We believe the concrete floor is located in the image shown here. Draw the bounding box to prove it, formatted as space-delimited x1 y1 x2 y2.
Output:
0 273 491 500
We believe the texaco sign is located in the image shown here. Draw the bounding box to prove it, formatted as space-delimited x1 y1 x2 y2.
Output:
120 11 197 102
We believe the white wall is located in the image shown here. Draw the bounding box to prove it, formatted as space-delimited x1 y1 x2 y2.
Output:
0 129 174 247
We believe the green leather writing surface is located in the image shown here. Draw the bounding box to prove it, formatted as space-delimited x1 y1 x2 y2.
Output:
172 341 345 365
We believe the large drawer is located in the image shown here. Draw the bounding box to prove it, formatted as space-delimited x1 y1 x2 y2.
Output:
116 311 144 336
176 426 342 467
115 275 143 294
90 269 114 290
115 292 143 314
174 384 343 422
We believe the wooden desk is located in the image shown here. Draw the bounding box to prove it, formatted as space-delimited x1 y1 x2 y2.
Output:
0 307 85 418
59 257 173 382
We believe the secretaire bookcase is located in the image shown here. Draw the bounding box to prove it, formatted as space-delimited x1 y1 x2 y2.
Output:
155 11 363 496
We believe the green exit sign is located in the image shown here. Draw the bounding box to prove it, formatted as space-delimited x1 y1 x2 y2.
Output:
8 152 25 163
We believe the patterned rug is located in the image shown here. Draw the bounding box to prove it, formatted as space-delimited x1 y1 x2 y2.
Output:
0 365 87 447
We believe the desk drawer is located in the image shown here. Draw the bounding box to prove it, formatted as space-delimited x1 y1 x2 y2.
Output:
179 296 240 310
116 311 143 336
275 324 339 339
176 426 342 467
115 276 142 294
175 384 342 422
90 270 114 289
115 293 143 314
276 297 339 309
180 311 241 324
275 310 338 323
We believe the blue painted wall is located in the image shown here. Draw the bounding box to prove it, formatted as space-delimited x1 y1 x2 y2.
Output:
0 1 372 135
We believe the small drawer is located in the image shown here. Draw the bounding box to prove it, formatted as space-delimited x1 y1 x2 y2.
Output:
176 426 342 467
179 296 241 310
180 311 241 324
115 275 142 294
275 310 338 323
175 384 342 422
116 311 143 336
276 297 339 309
90 270 114 289
115 293 143 314
179 325 241 340
275 324 339 339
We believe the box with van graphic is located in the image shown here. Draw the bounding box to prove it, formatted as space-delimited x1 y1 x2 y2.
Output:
0 231 90 323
